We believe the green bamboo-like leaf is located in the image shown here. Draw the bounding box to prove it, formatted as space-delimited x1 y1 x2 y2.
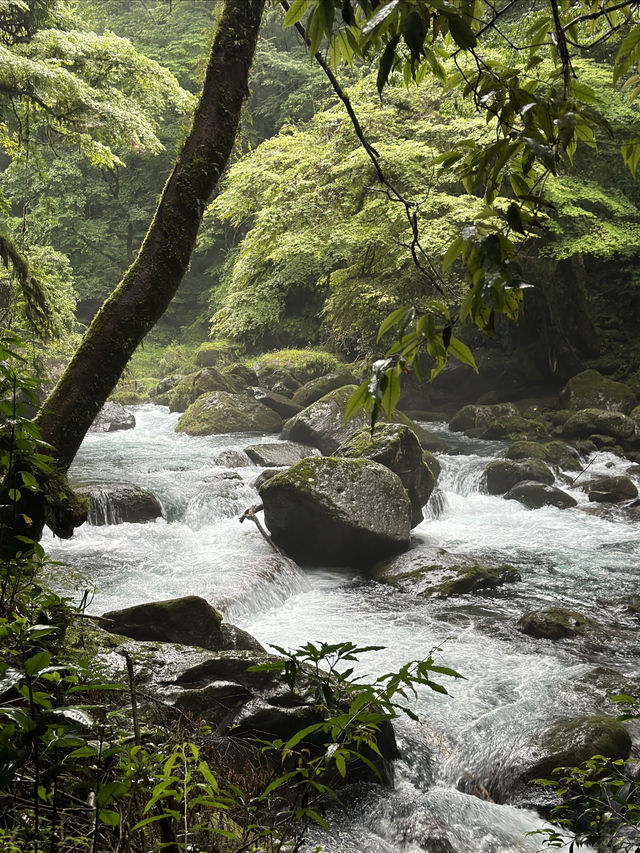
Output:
447 14 477 49
50 707 95 728
377 35 400 95
345 380 370 422
284 722 325 750
362 0 400 35
442 235 464 272
283 0 311 27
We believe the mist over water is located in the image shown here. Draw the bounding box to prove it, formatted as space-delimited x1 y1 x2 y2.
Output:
44 404 636 853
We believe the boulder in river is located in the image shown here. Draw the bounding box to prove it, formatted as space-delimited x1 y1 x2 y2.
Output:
335 423 435 527
374 548 520 597
583 474 638 503
176 391 283 435
506 438 583 472
562 408 635 442
168 368 234 413
76 482 162 524
212 449 252 468
292 371 358 407
243 441 319 467
100 595 262 652
559 369 637 414
281 385 366 454
258 456 411 568
481 415 550 442
89 401 135 433
448 403 518 433
482 458 555 495
251 388 304 419
516 606 595 640
504 481 577 510
223 362 259 389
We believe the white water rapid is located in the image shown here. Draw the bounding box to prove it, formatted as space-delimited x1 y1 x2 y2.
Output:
44 404 639 853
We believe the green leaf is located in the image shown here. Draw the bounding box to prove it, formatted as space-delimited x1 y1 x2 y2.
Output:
99 810 120 827
283 0 311 27
284 722 325 750
381 369 400 418
442 235 464 272
506 203 524 234
377 35 400 95
345 380 370 422
334 751 347 777
447 14 477 49
362 0 400 36
50 707 95 728
24 650 51 677
377 305 411 341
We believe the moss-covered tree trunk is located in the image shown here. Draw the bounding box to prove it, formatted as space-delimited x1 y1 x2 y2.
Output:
32 0 265 536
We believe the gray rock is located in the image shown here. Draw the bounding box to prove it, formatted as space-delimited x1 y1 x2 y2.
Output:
335 423 435 528
281 385 367 454
77 482 162 525
449 403 518 433
168 368 234 413
517 606 595 640
252 468 281 490
212 449 252 468
504 481 577 509
292 372 358 407
584 475 638 503
562 408 635 441
251 388 304 419
259 456 411 568
90 401 135 433
559 369 637 414
482 459 555 495
176 392 283 436
223 362 259 389
244 441 319 468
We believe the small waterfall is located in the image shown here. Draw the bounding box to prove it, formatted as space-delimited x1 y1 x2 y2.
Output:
84 486 123 525
425 487 449 519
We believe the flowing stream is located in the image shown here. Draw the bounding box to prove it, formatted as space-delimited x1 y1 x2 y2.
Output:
44 403 640 853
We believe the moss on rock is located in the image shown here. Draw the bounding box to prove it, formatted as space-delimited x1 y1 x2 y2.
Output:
176 391 283 435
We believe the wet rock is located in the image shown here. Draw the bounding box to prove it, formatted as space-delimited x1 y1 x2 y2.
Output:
251 388 303 419
517 606 595 640
168 368 234 413
423 450 441 482
482 459 555 495
506 440 547 461
543 440 583 472
448 403 518 433
254 367 301 395
252 468 281 490
259 456 411 568
292 371 358 407
335 424 435 528
90 401 135 433
101 596 227 651
504 481 577 510
152 375 183 396
243 441 319 468
281 385 367 454
77 483 162 525
212 449 252 468
176 392 283 436
584 475 638 503
562 408 635 442
481 415 550 442
375 549 520 597
127 645 398 786
559 369 637 414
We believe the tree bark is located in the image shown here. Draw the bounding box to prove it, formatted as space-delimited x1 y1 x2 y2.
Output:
36 0 266 480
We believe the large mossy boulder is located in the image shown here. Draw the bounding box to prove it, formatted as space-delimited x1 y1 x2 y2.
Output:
77 483 163 525
448 403 518 433
281 385 366 454
195 341 237 368
243 441 319 468
168 368 234 413
252 388 303 419
90 401 135 433
562 408 636 442
176 392 283 436
292 371 358 407
482 458 555 495
559 369 637 414
334 424 435 527
223 362 259 389
507 438 583 472
504 481 577 510
584 475 638 503
258 457 411 568
481 415 550 442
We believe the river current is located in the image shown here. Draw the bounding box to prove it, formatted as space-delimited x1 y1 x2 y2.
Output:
44 403 640 853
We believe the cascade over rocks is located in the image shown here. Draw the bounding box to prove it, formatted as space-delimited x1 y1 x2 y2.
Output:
559 369 637 414
482 459 555 495
77 483 163 525
100 595 261 652
176 391 283 435
504 481 577 509
168 368 234 413
334 423 435 528
243 441 319 467
90 401 135 433
258 456 411 568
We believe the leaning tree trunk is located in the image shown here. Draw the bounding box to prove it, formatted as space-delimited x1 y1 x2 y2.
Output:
31 0 266 538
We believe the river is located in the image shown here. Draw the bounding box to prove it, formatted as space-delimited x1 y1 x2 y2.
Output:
44 403 640 853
